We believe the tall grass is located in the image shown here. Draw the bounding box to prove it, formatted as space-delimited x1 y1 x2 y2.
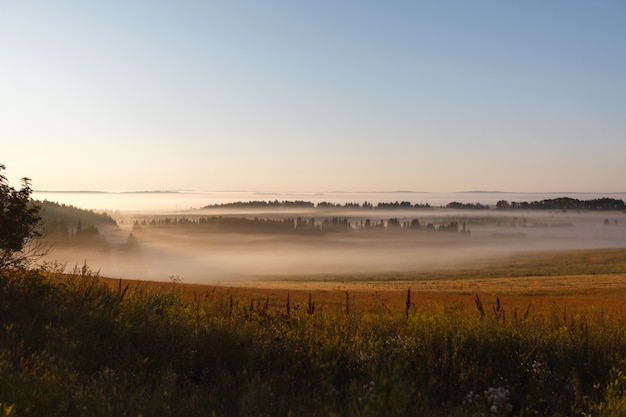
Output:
1 266 626 416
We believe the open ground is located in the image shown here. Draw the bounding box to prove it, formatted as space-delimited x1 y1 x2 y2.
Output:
101 248 626 317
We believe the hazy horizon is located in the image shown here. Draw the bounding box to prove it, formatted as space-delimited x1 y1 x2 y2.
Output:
2 2 625 194
31 188 626 215
32 189 626 194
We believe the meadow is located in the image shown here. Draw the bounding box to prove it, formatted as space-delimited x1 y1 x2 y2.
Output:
2 248 626 416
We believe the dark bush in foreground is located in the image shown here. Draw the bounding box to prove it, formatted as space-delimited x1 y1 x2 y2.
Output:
1 267 626 416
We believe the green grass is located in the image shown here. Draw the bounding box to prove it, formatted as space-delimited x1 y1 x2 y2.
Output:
1 262 626 416
258 248 626 282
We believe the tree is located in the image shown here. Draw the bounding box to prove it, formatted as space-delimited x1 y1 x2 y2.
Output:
0 164 43 269
496 200 510 209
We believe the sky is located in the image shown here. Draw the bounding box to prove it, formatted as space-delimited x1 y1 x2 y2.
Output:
1 1 625 193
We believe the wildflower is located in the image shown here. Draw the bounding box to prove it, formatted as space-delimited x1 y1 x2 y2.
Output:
364 381 376 400
484 386 512 415
358 381 376 405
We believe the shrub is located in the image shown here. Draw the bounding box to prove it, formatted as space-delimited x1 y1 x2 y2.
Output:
0 164 42 270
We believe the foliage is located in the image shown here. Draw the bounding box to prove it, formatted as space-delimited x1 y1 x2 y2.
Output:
202 200 433 209
497 197 626 211
1 265 626 416
591 367 626 417
0 164 42 269
39 201 116 233
446 201 489 209
37 201 117 252
201 197 626 211
136 214 468 235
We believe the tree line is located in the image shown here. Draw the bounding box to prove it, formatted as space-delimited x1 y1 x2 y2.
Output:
38 201 117 250
495 197 625 210
203 200 432 209
204 197 625 211
134 215 468 235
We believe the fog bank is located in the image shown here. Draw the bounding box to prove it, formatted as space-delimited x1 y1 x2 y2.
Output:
43 209 626 283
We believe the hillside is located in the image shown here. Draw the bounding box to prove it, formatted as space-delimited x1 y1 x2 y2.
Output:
39 200 117 234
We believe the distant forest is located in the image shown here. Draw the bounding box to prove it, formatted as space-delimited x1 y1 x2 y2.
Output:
36 196 624 244
495 197 625 210
203 200 431 209
133 197 625 236
134 216 468 235
203 197 625 211
38 201 117 249
40 201 116 229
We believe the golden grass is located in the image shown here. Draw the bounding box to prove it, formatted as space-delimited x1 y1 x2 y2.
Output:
102 271 626 318
97 248 626 316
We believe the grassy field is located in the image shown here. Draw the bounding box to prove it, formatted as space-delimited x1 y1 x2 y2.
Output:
2 248 626 416
103 248 626 316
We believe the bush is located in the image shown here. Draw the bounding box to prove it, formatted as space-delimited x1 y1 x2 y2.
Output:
0 164 42 270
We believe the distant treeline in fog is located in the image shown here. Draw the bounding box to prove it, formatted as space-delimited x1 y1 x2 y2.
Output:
202 200 432 209
39 200 116 229
39 200 117 249
495 197 625 210
203 197 625 211
133 216 468 235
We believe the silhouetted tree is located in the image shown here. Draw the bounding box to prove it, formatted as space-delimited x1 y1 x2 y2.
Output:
387 217 401 229
0 164 43 269
446 201 488 209
496 200 510 209
409 219 421 230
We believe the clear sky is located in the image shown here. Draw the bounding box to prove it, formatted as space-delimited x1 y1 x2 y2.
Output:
1 1 625 193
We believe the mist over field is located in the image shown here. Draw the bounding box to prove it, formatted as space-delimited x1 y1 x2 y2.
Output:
43 205 626 283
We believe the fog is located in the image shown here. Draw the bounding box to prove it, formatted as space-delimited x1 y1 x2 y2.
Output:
43 208 626 283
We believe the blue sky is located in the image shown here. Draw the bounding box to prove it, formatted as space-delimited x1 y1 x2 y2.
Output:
1 1 625 192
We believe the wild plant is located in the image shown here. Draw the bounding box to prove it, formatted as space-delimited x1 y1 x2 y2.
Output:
0 403 15 417
307 292 315 315
404 287 411 320
475 293 485 317
465 387 513 416
3 266 626 416
590 366 626 417
493 296 505 324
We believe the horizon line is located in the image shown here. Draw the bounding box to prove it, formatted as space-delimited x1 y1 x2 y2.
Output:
33 189 626 195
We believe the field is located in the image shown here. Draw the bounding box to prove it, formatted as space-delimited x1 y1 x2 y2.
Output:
17 201 626 416
3 246 626 416
103 248 626 316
